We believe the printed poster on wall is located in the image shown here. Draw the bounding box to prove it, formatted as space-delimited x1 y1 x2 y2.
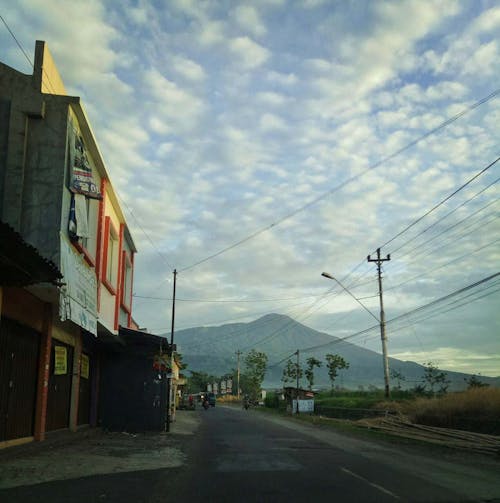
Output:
54 346 67 375
68 119 101 199
81 354 90 379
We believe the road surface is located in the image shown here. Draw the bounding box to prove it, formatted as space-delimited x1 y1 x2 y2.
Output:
1 405 499 502
175 405 499 502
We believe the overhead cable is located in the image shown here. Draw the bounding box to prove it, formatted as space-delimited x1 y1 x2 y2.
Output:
178 90 500 273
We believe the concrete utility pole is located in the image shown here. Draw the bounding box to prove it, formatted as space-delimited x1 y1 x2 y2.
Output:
295 349 300 415
367 248 391 398
236 350 242 399
165 269 177 432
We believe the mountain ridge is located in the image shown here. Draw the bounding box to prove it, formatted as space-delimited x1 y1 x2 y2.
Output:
168 313 499 389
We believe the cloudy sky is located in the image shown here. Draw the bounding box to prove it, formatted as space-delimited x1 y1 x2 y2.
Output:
2 0 499 377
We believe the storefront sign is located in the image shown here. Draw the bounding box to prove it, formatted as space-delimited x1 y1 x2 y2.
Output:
54 346 67 375
81 354 89 379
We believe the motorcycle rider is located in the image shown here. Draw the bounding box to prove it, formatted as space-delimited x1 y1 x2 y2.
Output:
243 394 250 409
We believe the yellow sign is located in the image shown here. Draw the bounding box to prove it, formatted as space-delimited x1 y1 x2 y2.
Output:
81 354 89 379
54 346 67 375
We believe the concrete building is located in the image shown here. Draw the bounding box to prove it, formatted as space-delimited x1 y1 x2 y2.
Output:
0 41 145 446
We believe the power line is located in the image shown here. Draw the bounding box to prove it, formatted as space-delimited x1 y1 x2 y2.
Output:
0 14 33 68
115 192 175 271
1 16 63 96
178 90 500 273
391 204 499 273
389 173 500 257
384 236 500 292
325 174 496 300
386 197 500 278
380 156 500 253
132 293 325 302
388 272 499 326
299 272 500 355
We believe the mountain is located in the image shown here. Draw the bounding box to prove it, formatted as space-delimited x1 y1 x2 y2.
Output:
170 313 500 390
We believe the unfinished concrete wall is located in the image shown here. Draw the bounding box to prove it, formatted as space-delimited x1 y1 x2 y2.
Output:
21 96 69 264
0 42 72 265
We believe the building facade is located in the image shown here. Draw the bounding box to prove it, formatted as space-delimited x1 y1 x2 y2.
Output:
0 41 141 446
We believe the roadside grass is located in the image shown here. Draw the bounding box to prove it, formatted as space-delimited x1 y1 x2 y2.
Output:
400 387 500 435
254 404 460 453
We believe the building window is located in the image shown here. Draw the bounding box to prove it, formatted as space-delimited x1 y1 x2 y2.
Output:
102 217 118 294
68 193 98 266
121 252 133 311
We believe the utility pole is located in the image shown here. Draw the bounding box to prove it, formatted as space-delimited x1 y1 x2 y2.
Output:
367 248 391 398
236 350 242 399
295 349 300 415
165 269 177 432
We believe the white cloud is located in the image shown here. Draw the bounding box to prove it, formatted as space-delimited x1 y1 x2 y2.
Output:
256 91 288 106
145 68 206 134
228 36 270 69
198 20 227 46
259 113 287 132
232 5 267 37
171 55 206 82
470 6 500 35
267 70 298 86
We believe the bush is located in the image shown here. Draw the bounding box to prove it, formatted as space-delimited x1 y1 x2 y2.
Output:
264 392 281 409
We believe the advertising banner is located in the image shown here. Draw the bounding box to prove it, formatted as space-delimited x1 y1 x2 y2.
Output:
81 354 90 379
54 346 67 375
292 399 314 414
68 120 101 199
59 234 98 335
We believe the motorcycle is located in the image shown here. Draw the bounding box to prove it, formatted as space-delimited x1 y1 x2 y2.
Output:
202 399 210 410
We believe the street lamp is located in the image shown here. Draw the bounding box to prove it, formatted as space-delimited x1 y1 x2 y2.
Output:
321 272 379 322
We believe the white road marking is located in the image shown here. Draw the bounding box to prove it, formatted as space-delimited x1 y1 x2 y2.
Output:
341 467 401 500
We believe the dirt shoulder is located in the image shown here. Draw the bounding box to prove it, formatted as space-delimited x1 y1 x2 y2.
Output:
0 411 201 490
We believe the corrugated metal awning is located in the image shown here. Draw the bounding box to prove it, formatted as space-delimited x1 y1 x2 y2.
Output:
0 221 62 286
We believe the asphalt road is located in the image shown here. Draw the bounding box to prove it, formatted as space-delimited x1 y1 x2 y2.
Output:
1 405 499 502
173 406 499 502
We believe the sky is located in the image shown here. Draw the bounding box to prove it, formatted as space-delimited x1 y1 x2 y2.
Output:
1 0 499 377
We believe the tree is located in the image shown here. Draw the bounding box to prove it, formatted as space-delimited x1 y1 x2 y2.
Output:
465 374 489 389
422 361 450 396
305 357 322 390
187 370 217 393
325 354 349 391
390 368 406 390
243 350 268 399
281 358 303 386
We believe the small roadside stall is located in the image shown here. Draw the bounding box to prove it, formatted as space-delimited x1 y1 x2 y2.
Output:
283 387 316 414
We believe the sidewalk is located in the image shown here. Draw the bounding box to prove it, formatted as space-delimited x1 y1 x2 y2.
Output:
0 410 201 490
